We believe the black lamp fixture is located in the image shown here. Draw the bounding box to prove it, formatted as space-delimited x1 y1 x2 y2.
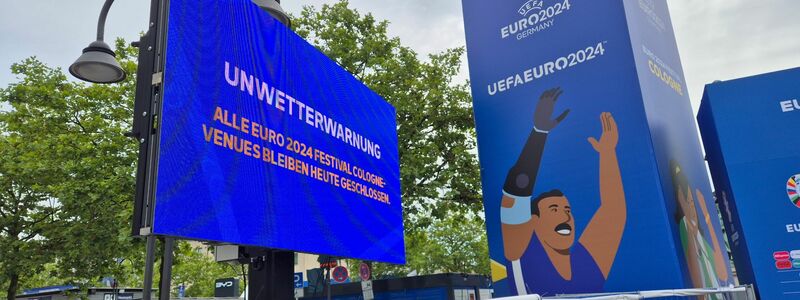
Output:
69 0 126 84
70 0 289 84
252 0 291 27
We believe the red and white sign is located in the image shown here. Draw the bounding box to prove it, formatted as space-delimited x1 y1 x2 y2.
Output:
332 266 349 283
359 263 372 281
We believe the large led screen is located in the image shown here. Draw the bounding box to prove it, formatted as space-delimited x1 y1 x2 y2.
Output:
151 0 404 264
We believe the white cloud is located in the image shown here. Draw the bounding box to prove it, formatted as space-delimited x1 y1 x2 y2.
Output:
669 0 800 111
0 0 150 85
282 0 466 57
1 0 798 115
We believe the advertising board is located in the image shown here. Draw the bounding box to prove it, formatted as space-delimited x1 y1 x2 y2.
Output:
698 68 800 299
462 0 731 296
214 278 239 298
151 0 404 264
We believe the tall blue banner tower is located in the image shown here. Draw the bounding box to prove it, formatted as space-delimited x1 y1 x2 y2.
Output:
461 0 732 296
698 68 800 299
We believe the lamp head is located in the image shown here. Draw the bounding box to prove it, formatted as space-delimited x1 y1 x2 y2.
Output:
252 0 291 27
69 40 126 84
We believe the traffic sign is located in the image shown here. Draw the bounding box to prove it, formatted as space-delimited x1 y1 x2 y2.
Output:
359 262 371 281
332 266 349 283
293 272 304 288
294 288 304 299
361 280 374 300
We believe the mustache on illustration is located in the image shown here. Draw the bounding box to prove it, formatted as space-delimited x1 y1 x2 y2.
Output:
555 222 572 236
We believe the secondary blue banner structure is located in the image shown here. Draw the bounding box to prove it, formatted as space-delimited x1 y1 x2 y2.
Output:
698 68 800 299
462 0 732 296
151 0 404 264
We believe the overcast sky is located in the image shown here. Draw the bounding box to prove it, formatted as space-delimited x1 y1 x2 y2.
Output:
1 0 798 113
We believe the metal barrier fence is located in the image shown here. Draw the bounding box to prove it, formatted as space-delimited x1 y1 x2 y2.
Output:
494 286 756 300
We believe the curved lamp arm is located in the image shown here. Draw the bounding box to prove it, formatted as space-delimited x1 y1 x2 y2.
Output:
96 0 116 41
69 0 125 83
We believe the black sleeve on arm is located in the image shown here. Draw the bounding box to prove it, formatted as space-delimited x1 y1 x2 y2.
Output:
503 130 548 197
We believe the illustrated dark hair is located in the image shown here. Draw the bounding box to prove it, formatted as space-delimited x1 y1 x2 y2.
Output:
531 189 565 216
670 160 709 242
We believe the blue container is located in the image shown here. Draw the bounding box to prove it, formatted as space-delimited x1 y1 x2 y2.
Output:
698 67 800 299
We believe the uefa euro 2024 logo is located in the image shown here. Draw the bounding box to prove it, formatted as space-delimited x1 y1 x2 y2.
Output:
788 174 800 208
518 0 544 16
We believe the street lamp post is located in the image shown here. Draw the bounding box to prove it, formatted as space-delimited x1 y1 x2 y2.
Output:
69 0 126 84
253 0 291 27
70 0 293 300
69 0 290 83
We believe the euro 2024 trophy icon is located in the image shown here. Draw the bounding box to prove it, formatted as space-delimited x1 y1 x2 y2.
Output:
500 88 627 296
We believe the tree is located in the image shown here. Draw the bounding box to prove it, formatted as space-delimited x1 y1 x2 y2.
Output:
171 242 243 297
370 212 490 277
294 0 487 276
293 0 483 226
0 134 58 300
0 40 141 300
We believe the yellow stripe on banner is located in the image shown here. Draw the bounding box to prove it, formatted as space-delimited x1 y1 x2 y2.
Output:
491 259 507 282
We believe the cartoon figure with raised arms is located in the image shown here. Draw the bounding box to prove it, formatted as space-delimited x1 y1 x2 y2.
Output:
500 88 627 296
671 161 731 300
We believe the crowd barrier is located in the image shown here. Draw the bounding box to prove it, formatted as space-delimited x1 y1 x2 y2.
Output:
494 286 756 300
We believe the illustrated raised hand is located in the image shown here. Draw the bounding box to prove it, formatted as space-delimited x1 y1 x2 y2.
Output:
588 112 619 154
534 87 570 132
696 188 731 282
696 189 712 225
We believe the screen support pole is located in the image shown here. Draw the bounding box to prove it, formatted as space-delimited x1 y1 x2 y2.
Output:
159 237 176 300
136 0 168 298
142 236 157 300
326 266 332 300
246 248 295 300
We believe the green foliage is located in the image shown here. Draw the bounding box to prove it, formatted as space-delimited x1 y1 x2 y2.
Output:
294 0 487 277
171 242 242 297
370 212 489 277
0 41 242 299
294 0 483 226
0 39 141 300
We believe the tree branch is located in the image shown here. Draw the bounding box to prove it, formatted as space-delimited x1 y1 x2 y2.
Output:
70 112 99 147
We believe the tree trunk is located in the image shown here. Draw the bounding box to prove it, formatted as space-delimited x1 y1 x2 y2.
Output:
6 273 19 300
